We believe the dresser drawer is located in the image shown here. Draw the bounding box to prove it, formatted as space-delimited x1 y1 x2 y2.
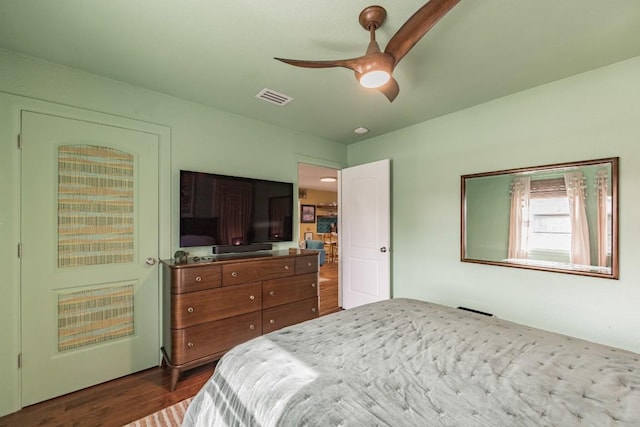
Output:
171 265 222 294
263 297 318 334
222 258 294 286
295 254 318 275
262 273 318 309
170 311 262 365
172 282 262 329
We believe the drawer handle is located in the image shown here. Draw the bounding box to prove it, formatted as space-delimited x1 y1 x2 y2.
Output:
187 307 194 313
312 307 317 313
284 265 290 270
249 295 255 300
231 271 238 278
311 283 317 288
187 342 194 348
307 262 312 267
269 319 275 324
249 324 255 330
269 291 276 297
195 276 202 282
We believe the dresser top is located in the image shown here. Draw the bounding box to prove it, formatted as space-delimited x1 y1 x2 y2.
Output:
161 249 318 268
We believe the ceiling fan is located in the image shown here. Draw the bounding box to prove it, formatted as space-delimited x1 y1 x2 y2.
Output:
274 0 460 102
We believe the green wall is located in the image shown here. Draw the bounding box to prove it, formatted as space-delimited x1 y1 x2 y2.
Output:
0 49 346 416
464 174 511 261
349 56 640 356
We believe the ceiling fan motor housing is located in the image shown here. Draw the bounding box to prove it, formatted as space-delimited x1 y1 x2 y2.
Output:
359 6 387 30
360 52 394 75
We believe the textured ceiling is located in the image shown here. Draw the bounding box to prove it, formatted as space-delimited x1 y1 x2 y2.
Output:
1 0 639 144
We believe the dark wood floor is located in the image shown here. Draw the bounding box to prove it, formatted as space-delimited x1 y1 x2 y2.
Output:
319 260 340 315
0 362 214 427
0 262 341 427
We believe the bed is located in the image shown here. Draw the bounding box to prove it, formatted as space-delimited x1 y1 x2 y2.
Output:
183 298 640 426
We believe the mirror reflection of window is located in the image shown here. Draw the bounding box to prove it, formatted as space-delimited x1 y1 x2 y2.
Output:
510 173 591 266
461 157 618 279
528 197 571 260
527 177 571 261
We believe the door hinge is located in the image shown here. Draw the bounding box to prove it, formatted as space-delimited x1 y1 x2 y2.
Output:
17 242 22 259
18 353 22 369
17 134 22 149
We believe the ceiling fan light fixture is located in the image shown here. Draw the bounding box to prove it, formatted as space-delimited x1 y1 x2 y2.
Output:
359 70 391 88
357 51 394 88
275 0 461 102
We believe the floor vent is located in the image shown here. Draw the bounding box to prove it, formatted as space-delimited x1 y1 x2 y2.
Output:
256 88 293 106
457 306 494 317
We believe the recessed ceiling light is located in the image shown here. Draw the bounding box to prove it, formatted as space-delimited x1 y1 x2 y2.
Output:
320 177 337 183
354 127 369 135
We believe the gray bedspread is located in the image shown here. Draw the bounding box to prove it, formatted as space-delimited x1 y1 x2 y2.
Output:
183 298 640 426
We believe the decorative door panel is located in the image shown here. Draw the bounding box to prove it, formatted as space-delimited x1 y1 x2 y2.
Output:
20 111 160 406
57 145 135 267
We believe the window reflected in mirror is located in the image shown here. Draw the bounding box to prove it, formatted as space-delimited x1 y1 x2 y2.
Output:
461 158 618 279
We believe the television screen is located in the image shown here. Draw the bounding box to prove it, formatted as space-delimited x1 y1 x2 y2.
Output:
179 170 293 248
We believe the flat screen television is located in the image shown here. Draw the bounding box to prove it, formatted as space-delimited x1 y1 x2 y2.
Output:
179 170 293 248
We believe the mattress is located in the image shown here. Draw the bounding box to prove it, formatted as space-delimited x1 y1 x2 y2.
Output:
183 298 640 426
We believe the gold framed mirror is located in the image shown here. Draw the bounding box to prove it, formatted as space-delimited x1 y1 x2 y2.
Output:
461 157 618 279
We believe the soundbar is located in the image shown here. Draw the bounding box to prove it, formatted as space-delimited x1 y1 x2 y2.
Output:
212 243 272 255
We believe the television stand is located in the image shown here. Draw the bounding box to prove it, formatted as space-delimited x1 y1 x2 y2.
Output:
212 243 272 254
160 250 319 390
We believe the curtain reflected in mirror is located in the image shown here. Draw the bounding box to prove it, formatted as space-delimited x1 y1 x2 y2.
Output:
269 196 293 240
461 158 618 279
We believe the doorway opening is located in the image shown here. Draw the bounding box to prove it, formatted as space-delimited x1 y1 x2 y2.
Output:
297 163 341 315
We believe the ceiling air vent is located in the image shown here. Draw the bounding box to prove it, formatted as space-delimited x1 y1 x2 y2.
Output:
256 88 293 106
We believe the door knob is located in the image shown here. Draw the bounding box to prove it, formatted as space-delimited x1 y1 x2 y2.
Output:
145 257 157 265
380 247 387 253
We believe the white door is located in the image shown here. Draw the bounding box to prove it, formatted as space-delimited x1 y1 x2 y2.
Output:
21 111 160 406
340 159 391 309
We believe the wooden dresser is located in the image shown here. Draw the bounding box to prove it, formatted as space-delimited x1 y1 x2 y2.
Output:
161 250 319 390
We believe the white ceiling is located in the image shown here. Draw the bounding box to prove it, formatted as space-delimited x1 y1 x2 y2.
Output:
1 1 640 144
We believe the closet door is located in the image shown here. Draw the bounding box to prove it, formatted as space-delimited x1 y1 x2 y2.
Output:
20 111 160 405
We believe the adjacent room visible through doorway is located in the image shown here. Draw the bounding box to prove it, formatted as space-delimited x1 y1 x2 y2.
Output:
298 163 341 314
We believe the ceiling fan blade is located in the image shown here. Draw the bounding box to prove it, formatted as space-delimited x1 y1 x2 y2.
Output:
378 77 399 102
384 0 460 66
275 57 365 73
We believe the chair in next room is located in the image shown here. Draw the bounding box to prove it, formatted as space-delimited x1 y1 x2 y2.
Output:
304 240 326 266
